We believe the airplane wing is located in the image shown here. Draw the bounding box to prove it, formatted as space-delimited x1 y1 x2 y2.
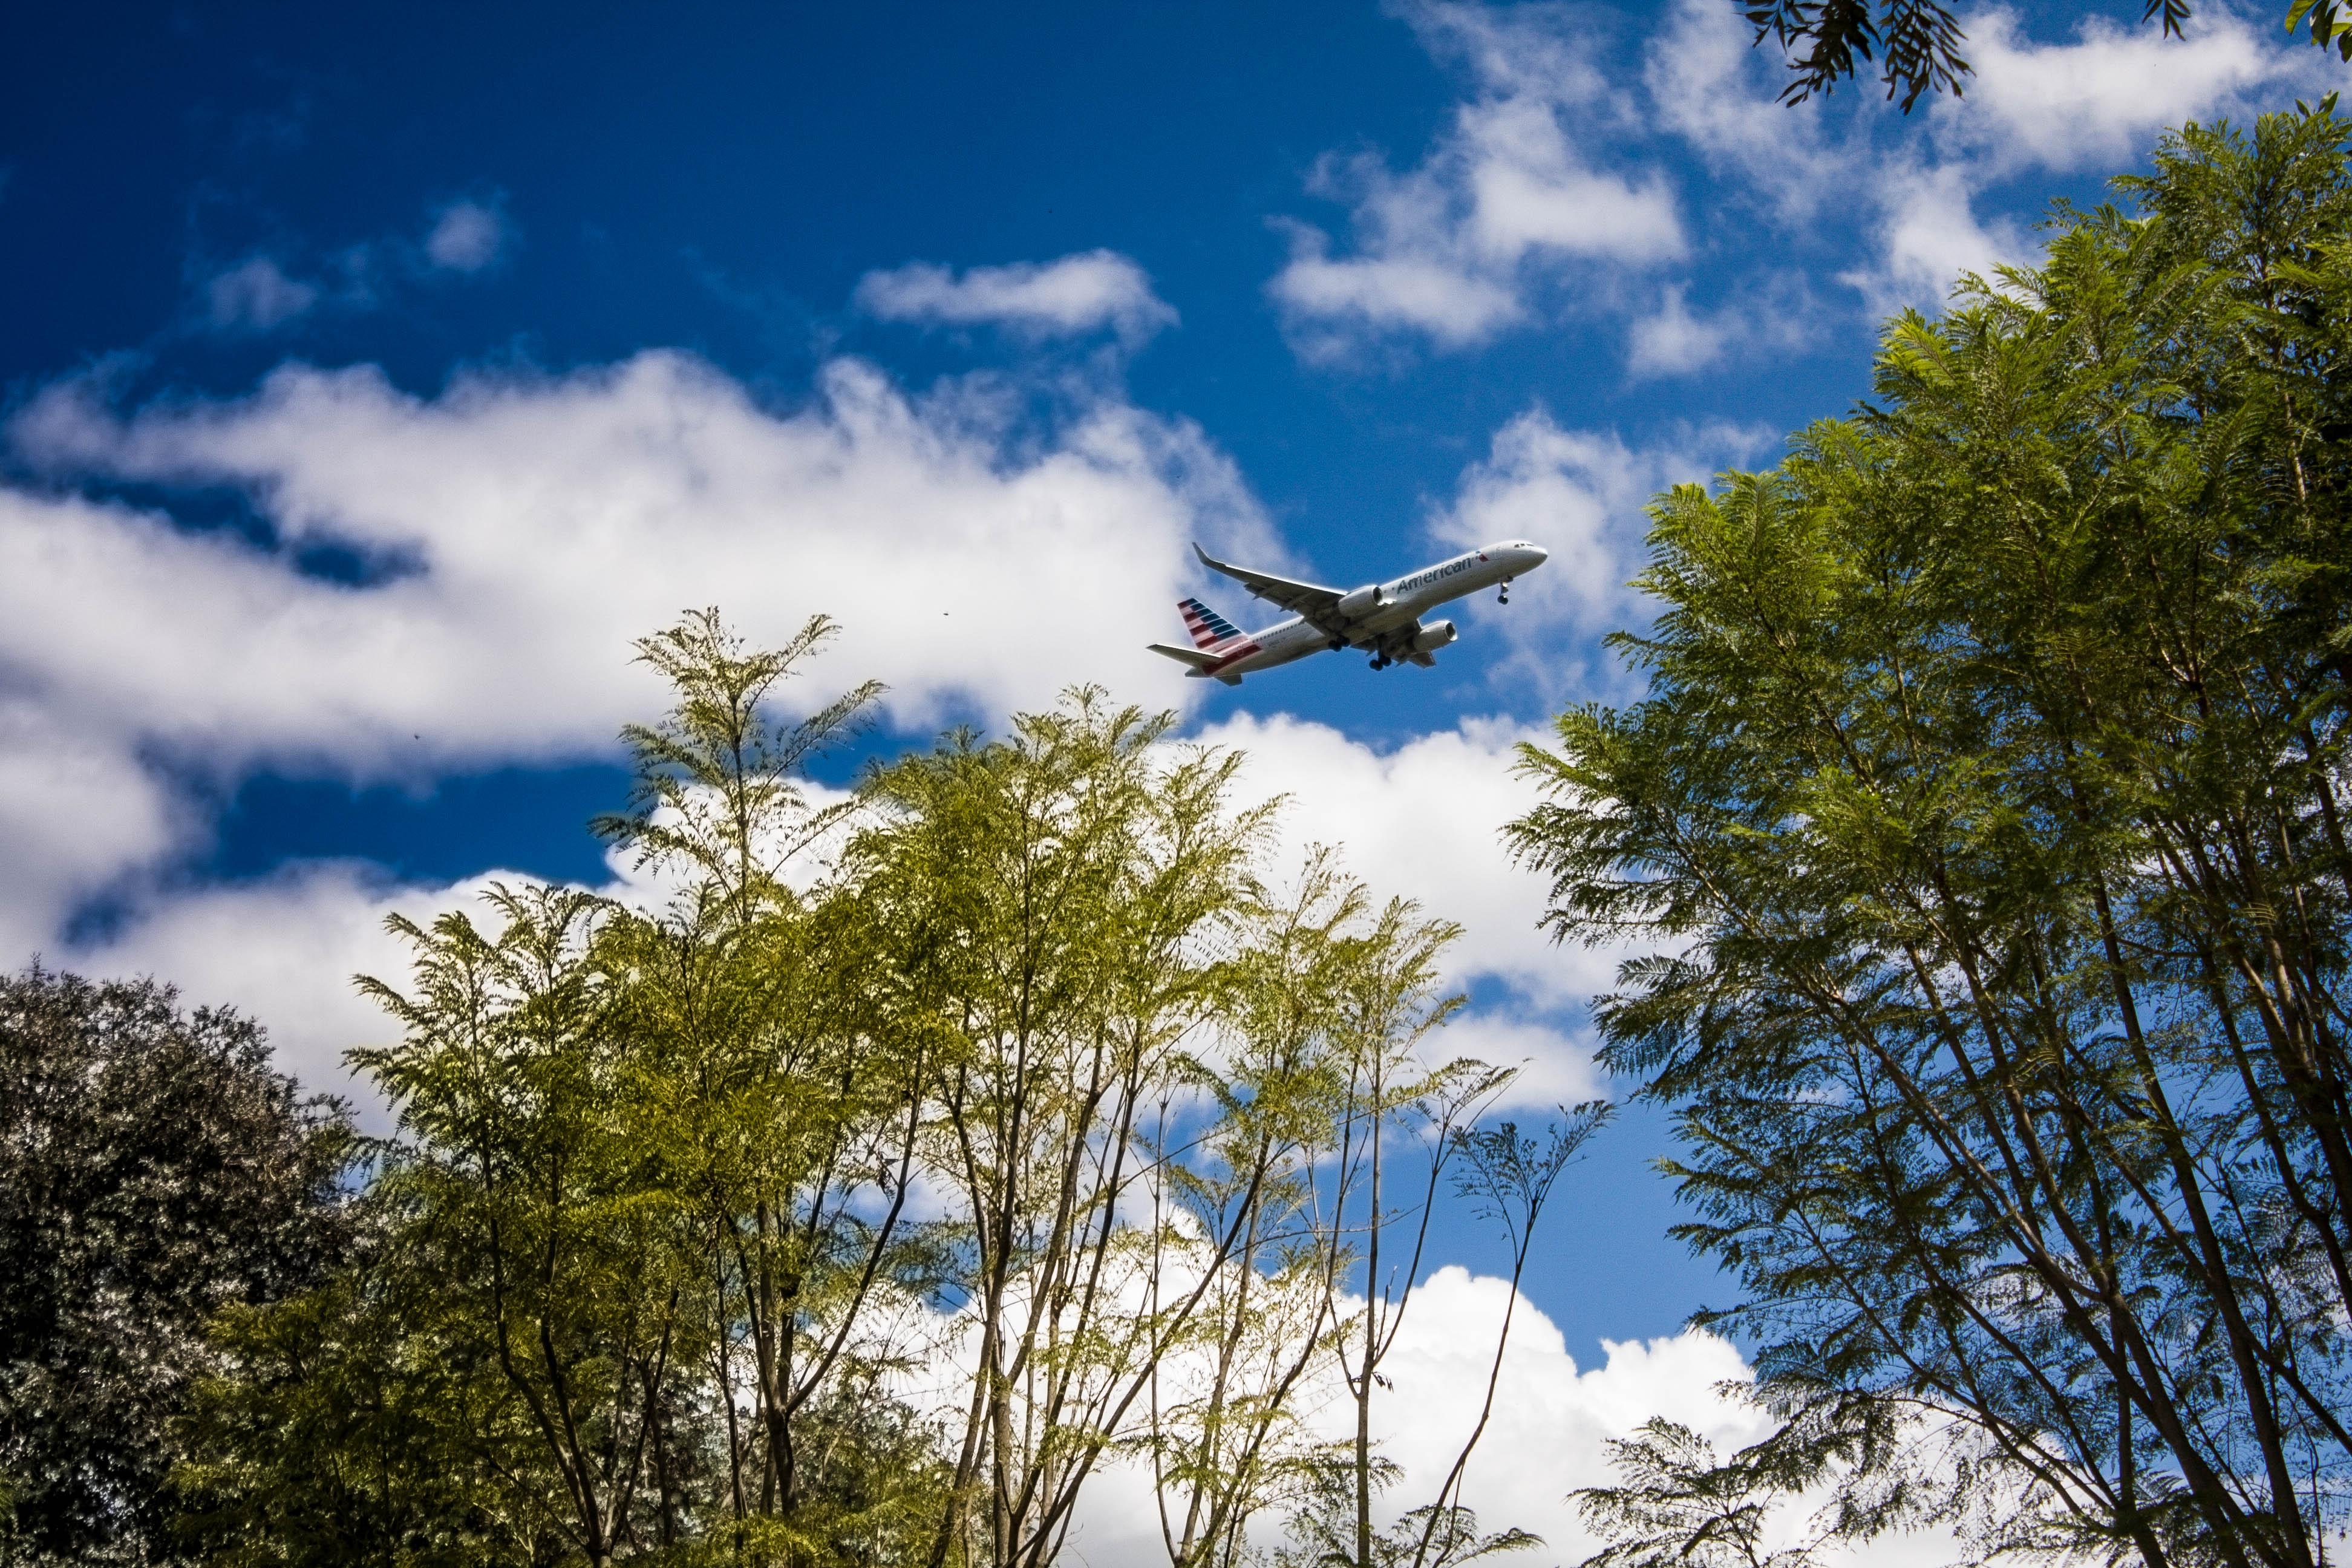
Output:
1192 543 1348 632
1377 616 1445 668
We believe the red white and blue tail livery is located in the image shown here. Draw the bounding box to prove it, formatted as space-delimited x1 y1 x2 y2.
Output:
1148 538 1548 685
1178 598 1249 651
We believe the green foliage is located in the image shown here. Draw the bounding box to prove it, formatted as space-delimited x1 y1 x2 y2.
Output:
849 690 1280 1568
2287 0 2352 62
174 1185 572 1568
1572 1420 1812 1568
171 611 1569 1568
1516 104 2352 1568
0 967 354 1567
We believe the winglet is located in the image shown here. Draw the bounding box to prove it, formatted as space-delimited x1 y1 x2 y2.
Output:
1192 540 1236 580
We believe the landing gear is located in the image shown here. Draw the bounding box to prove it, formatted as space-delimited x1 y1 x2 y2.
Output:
1498 576 1514 606
1329 637 1347 651
1368 653 1391 670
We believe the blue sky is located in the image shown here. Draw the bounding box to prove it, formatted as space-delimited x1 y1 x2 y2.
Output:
2 0 2340 1488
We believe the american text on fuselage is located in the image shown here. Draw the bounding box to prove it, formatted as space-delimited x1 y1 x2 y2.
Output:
1146 539 1549 685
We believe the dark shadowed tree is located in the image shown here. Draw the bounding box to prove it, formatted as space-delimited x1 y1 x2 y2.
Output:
0 967 353 1566
1736 0 2345 114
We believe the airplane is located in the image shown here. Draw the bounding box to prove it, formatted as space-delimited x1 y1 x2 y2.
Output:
1148 539 1548 685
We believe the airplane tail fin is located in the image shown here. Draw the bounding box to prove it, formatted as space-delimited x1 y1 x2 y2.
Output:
1178 596 1245 651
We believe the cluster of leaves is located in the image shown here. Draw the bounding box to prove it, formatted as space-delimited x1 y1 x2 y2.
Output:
148 611 1587 1568
1524 105 2352 1568
0 969 355 1566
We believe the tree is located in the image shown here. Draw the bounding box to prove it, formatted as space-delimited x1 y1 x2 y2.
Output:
355 884 705 1568
851 690 1279 1568
1514 105 2352 1568
1272 893 1603 1568
172 1181 575 1568
0 967 353 1566
1572 1420 1817 1568
185 613 1570 1568
185 610 941 1568
1138 854 1365 1568
1736 0 2345 114
593 609 924 1546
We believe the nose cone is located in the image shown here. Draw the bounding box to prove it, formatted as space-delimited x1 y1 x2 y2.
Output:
1516 542 1549 570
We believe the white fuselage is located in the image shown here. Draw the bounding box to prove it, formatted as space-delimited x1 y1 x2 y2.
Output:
1193 540 1547 681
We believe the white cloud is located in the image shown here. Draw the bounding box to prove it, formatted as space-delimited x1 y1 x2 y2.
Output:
1058 1268 1777 1568
1643 0 1851 219
204 256 321 332
0 700 187 964
1346 1273 1766 1558
1422 408 1772 705
1270 223 1526 347
0 349 1282 969
1626 283 1728 377
1842 159 2030 316
8 352 1263 757
855 250 1177 343
423 197 508 272
1622 273 1821 381
1939 6 2327 175
1203 711 1563 995
68 862 475 1120
1269 2 1683 356
1436 413 1648 639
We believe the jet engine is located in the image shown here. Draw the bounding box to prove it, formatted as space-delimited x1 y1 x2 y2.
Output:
1411 619 1458 653
1334 583 1385 618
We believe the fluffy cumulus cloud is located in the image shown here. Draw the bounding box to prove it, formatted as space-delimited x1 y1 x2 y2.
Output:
0 350 1285 1002
1939 6 2328 175
1282 0 2337 370
1207 711 1575 997
0 701 188 964
1198 707 1640 1111
1059 1270 1777 1568
1422 406 1772 703
1269 2 1684 354
1625 272 1817 382
1843 160 2030 321
856 249 1178 343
